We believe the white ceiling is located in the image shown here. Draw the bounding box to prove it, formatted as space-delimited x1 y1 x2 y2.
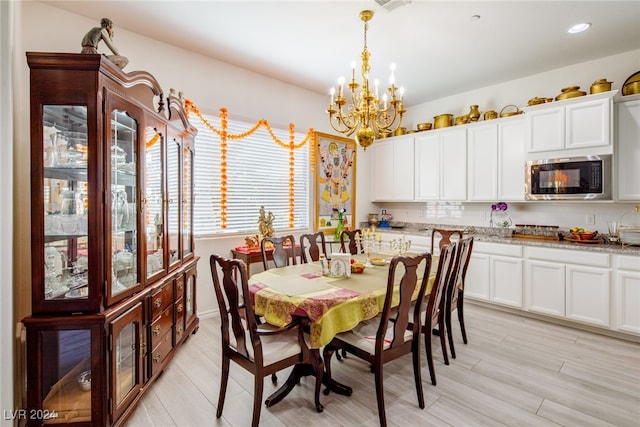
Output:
43 0 640 107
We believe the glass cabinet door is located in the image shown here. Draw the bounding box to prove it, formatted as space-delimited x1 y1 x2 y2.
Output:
109 107 140 302
182 144 194 259
109 303 143 423
41 105 90 307
184 265 197 330
25 317 104 425
144 125 165 280
167 137 181 268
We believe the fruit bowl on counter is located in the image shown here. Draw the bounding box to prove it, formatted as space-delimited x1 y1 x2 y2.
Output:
566 227 601 243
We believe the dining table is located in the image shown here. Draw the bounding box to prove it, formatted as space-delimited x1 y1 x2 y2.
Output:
247 252 437 410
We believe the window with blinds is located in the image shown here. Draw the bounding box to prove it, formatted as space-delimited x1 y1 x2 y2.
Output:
192 114 310 236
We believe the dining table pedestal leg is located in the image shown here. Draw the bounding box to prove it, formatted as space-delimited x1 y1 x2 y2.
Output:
264 349 352 412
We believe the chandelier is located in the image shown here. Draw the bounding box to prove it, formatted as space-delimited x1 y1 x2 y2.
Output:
327 10 406 150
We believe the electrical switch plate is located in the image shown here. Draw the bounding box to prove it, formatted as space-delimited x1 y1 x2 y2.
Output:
585 213 596 225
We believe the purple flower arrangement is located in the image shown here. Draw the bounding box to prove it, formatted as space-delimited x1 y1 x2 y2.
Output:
491 202 508 211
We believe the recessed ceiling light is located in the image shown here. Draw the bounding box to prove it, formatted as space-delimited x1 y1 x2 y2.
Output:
568 22 591 34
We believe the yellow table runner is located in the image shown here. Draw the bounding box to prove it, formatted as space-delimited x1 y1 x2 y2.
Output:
249 254 437 348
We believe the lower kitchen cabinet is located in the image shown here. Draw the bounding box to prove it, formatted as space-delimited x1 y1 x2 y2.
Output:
613 254 640 334
465 241 523 308
525 247 610 327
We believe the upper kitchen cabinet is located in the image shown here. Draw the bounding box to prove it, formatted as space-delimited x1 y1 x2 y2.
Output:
616 94 640 201
414 127 467 201
524 91 615 156
467 116 525 201
371 134 414 201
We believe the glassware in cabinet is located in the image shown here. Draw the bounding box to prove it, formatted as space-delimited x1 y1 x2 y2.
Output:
143 124 166 281
167 136 181 269
107 99 142 306
182 142 194 259
39 105 91 311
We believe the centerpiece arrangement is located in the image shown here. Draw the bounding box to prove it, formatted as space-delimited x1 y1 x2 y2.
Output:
490 201 511 228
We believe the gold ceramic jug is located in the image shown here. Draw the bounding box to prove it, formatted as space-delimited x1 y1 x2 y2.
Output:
468 105 481 122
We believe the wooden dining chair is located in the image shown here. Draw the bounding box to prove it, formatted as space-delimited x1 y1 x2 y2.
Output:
323 253 433 427
445 236 474 359
416 242 458 386
299 231 328 263
430 228 463 254
209 254 323 427
340 229 363 254
261 235 296 270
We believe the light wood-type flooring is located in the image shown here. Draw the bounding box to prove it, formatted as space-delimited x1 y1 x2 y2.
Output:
126 304 640 426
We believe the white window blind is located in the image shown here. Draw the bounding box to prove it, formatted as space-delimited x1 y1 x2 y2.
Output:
192 114 309 236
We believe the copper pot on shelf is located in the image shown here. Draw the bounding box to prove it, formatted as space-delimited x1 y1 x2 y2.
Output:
455 114 470 125
483 110 498 120
433 114 453 129
590 79 612 94
622 71 640 96
499 104 523 118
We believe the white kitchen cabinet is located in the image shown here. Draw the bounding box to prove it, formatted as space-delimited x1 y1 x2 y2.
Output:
414 127 466 201
616 95 640 201
613 254 640 335
465 241 523 307
525 259 566 316
525 91 614 155
525 247 610 327
565 264 610 327
467 123 498 201
467 117 525 201
371 135 414 201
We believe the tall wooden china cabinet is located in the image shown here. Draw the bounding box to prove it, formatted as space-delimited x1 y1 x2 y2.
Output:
22 53 199 426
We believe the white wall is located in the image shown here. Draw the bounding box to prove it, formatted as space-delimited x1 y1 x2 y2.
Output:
1 0 14 423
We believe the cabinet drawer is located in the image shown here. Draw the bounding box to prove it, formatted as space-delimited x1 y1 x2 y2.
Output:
474 241 523 257
526 247 609 267
615 254 640 272
151 280 175 318
151 305 174 343
150 331 173 376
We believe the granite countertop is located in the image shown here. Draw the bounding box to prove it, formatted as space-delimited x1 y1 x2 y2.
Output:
361 222 640 256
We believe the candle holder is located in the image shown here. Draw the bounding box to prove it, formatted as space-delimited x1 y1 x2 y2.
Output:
355 229 383 267
389 235 412 255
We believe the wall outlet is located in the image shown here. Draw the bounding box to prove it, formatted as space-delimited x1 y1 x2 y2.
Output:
585 213 596 225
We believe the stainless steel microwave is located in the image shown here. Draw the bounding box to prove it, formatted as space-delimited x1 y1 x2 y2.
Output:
525 155 612 200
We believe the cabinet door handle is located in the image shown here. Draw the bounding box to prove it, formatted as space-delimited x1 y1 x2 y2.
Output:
154 298 162 309
153 353 161 363
177 282 183 291
140 341 146 358
153 325 161 336
176 326 183 335
177 303 183 313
